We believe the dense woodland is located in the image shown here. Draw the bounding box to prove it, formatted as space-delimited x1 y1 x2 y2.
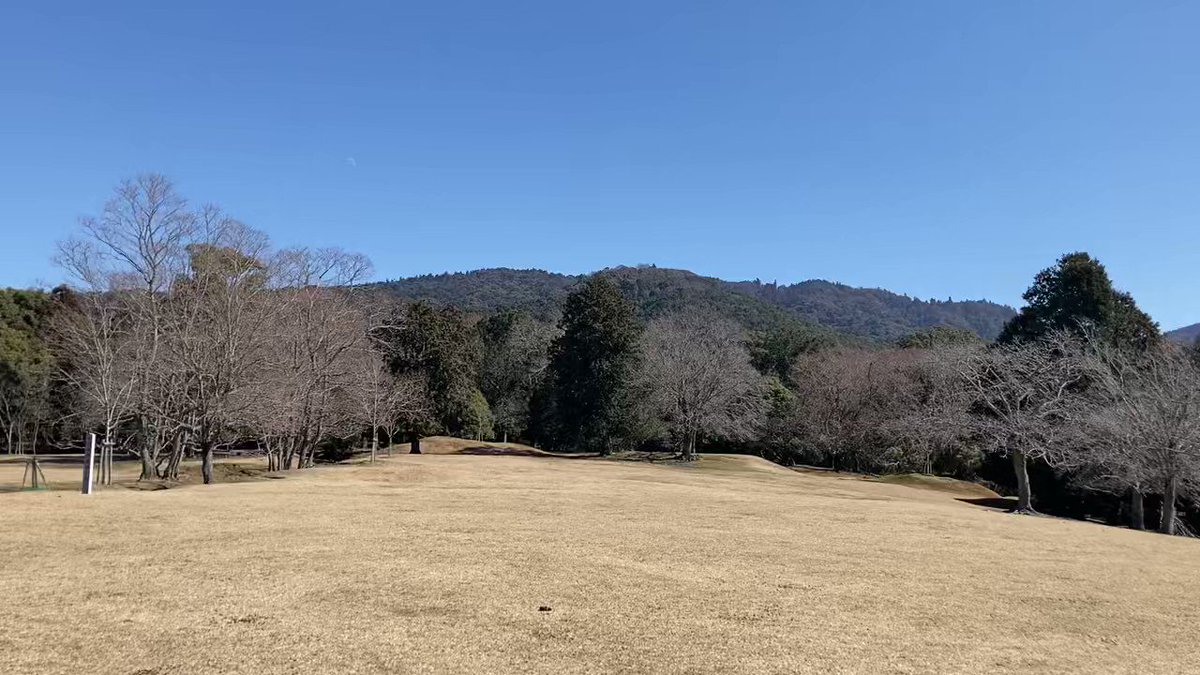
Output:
373 266 1016 342
4 175 1200 537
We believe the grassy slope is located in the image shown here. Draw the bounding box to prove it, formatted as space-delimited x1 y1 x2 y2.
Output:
2 452 1198 674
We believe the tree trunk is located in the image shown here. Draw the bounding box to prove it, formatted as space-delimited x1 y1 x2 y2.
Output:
410 435 421 454
201 442 214 485
1130 487 1145 531
101 424 115 485
139 447 154 481
370 428 378 464
1159 474 1178 535
682 429 697 462
1011 449 1035 514
165 433 184 480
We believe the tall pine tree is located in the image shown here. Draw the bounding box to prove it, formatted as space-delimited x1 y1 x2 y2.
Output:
543 275 641 454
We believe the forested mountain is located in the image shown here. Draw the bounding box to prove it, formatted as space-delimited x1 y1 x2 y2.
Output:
374 269 577 320
1167 323 1200 344
727 279 1014 342
370 266 1015 342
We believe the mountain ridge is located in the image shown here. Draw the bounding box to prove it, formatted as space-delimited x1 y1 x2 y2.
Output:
370 266 1017 342
1167 323 1200 344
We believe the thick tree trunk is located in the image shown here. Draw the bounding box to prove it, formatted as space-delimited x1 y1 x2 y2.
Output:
682 429 697 462
139 448 155 481
1130 487 1145 530
165 433 184 480
410 436 421 454
1159 474 1178 535
1011 449 1035 514
298 440 311 469
201 442 214 485
370 429 378 464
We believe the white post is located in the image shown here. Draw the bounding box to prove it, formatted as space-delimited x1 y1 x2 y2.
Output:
82 433 97 495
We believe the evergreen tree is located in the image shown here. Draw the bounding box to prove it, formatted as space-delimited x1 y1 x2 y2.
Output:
0 289 60 454
378 302 485 437
543 275 641 454
477 310 556 441
748 323 833 384
998 252 1159 348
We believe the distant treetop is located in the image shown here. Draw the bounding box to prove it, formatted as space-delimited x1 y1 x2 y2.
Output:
998 252 1159 349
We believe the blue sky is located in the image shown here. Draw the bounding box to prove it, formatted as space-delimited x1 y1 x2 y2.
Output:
1 1 1197 329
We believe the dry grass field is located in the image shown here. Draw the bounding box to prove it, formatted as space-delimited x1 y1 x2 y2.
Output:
2 442 1199 674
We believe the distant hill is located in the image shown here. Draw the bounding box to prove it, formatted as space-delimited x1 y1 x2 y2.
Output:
1167 323 1200 345
372 267 847 346
370 266 1016 342
374 268 575 320
726 279 1015 342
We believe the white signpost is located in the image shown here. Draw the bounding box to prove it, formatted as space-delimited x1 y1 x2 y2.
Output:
82 433 97 495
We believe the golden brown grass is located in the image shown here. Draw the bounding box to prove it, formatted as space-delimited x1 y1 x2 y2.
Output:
2 450 1199 674
0 454 269 493
416 435 584 457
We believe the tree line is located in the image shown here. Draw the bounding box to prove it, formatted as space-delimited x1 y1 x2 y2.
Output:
369 250 1199 536
3 176 1198 536
2 175 426 483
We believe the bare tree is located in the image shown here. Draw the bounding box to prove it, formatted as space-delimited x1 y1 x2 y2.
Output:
957 332 1087 514
53 241 142 484
638 313 766 461
57 175 201 480
54 175 387 485
786 348 918 472
349 339 426 462
245 248 374 471
1067 340 1200 534
884 346 979 475
169 221 275 483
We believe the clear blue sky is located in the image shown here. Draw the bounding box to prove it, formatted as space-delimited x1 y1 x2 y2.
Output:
2 1 1197 329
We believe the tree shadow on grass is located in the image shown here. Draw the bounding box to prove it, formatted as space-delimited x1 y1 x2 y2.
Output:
957 496 1020 511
